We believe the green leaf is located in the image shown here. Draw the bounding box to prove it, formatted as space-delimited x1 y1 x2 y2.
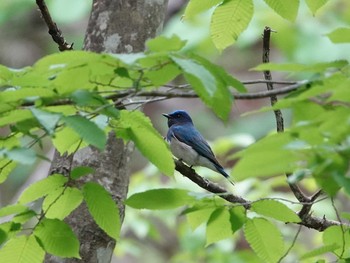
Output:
43 187 83 220
52 126 85 154
30 108 61 135
146 35 187 52
263 0 299 21
12 210 37 224
326 28 350 43
0 204 29 217
206 208 233 245
323 226 350 255
0 229 6 246
252 60 348 72
251 200 301 222
0 160 17 184
231 133 299 180
244 218 284 263
189 54 246 118
70 166 95 180
115 110 174 176
300 244 340 260
0 235 45 263
139 53 181 87
63 115 106 150
0 65 13 85
0 88 56 103
83 182 120 240
34 218 80 258
70 90 120 119
171 55 232 120
3 147 37 165
18 174 68 204
211 0 254 50
0 109 33 126
229 206 247 233
186 207 217 231
125 188 194 210
305 0 328 15
0 222 20 246
184 0 222 18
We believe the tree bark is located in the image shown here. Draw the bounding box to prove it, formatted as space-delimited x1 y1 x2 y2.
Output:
45 0 168 262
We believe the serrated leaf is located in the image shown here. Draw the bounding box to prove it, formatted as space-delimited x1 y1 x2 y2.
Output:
83 182 120 240
43 187 83 220
326 28 350 43
18 174 68 204
184 0 222 19
30 108 61 135
146 35 187 52
210 0 254 50
251 200 301 222
70 166 95 180
0 235 45 263
206 208 233 245
125 188 194 210
263 0 299 21
116 110 174 176
0 204 29 217
305 0 328 15
300 244 340 260
244 218 284 263
34 218 80 258
63 115 106 150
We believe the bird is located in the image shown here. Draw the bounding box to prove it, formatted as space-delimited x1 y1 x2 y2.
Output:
163 110 234 185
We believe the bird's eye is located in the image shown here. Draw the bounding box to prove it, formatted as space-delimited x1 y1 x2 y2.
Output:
176 114 181 118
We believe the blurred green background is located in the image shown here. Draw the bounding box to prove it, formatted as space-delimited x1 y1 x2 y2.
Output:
1 0 350 262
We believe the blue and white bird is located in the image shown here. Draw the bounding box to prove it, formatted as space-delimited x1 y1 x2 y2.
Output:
163 110 234 185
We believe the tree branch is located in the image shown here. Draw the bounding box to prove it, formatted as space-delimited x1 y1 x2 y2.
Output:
261 27 329 232
36 0 73 51
175 160 345 231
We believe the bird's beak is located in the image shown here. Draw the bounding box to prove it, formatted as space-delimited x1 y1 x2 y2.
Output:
162 113 170 118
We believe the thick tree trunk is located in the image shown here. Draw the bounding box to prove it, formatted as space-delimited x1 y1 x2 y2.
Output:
45 1 168 262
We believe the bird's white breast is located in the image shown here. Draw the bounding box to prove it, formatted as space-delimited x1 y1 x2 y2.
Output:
169 137 217 171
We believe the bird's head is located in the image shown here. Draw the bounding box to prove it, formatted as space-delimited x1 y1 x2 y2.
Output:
162 110 193 127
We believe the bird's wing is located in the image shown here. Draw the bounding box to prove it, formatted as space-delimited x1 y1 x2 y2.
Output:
170 125 220 166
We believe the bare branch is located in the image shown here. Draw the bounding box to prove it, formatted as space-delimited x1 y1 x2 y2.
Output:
36 0 73 51
262 26 283 132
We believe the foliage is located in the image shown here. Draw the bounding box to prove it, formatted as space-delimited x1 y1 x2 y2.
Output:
0 0 350 262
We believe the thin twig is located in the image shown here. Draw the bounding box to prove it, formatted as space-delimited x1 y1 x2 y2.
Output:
277 225 302 263
36 0 73 51
331 198 345 258
20 80 310 108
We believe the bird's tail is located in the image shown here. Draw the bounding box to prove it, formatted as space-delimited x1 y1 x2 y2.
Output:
216 165 235 186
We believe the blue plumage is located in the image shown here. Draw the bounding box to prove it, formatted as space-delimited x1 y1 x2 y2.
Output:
163 110 234 185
